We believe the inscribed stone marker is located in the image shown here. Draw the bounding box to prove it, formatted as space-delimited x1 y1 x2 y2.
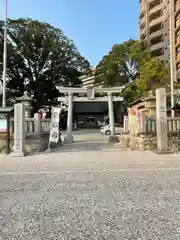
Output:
156 88 168 151
12 103 25 157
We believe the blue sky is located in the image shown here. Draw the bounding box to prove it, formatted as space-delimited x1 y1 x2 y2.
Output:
0 0 139 66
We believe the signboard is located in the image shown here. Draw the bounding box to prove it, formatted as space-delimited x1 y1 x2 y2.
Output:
0 119 7 132
49 107 61 143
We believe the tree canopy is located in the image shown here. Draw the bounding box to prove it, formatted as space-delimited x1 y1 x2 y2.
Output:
0 18 90 112
136 58 169 94
0 22 170 110
95 39 169 105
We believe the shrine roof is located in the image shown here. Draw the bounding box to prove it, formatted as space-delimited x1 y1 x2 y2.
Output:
130 96 156 106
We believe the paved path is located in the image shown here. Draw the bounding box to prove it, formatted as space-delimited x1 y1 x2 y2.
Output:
0 130 180 239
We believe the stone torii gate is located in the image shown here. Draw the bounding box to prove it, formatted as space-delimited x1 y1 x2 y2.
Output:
57 86 124 143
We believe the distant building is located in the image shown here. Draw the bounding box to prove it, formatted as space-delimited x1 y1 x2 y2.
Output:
79 67 102 88
80 75 95 88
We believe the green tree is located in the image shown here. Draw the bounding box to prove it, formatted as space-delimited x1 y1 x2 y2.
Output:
0 18 90 111
120 81 140 107
95 39 169 105
95 39 150 87
136 58 169 95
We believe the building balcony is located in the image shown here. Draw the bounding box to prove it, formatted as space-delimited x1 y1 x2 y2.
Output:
176 18 180 29
149 15 164 27
139 17 146 28
176 36 180 47
150 41 164 51
140 27 146 36
176 54 180 63
149 2 163 15
148 0 160 4
177 70 180 80
175 1 180 14
140 3 145 12
82 81 95 86
150 28 164 39
139 11 145 20
139 5 145 18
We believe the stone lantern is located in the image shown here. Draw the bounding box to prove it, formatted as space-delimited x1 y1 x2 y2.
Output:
16 91 33 118
148 91 153 97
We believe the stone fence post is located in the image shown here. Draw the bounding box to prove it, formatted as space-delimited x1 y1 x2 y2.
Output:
156 88 168 152
140 112 147 134
123 116 128 133
34 113 41 133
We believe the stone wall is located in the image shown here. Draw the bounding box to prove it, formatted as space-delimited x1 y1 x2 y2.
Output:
119 133 180 152
24 133 49 153
0 134 9 153
0 132 49 154
167 132 180 152
119 134 157 151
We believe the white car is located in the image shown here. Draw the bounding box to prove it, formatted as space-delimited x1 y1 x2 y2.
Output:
100 123 124 135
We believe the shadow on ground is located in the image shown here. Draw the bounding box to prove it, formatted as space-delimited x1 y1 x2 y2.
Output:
56 141 120 153
53 129 120 153
28 130 120 156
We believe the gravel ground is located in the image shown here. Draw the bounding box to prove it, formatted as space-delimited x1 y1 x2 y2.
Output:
0 130 180 239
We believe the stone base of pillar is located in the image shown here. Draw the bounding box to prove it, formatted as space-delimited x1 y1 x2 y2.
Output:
64 134 74 143
10 151 26 157
108 135 119 143
45 148 52 153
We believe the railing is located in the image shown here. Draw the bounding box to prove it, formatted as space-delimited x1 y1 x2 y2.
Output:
167 117 180 132
10 118 35 133
40 119 51 132
146 118 156 133
124 116 180 135
147 117 180 133
9 118 51 133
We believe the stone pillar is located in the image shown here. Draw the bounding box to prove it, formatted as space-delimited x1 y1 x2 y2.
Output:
34 113 41 133
65 92 73 143
140 112 147 134
12 103 25 157
108 93 118 142
108 93 115 135
156 88 168 152
123 116 128 133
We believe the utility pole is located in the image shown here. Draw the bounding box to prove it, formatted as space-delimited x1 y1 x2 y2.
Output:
169 0 175 117
2 0 8 107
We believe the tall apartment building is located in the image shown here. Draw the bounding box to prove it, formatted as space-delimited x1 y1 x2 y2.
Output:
139 0 170 62
173 0 180 81
138 0 180 82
